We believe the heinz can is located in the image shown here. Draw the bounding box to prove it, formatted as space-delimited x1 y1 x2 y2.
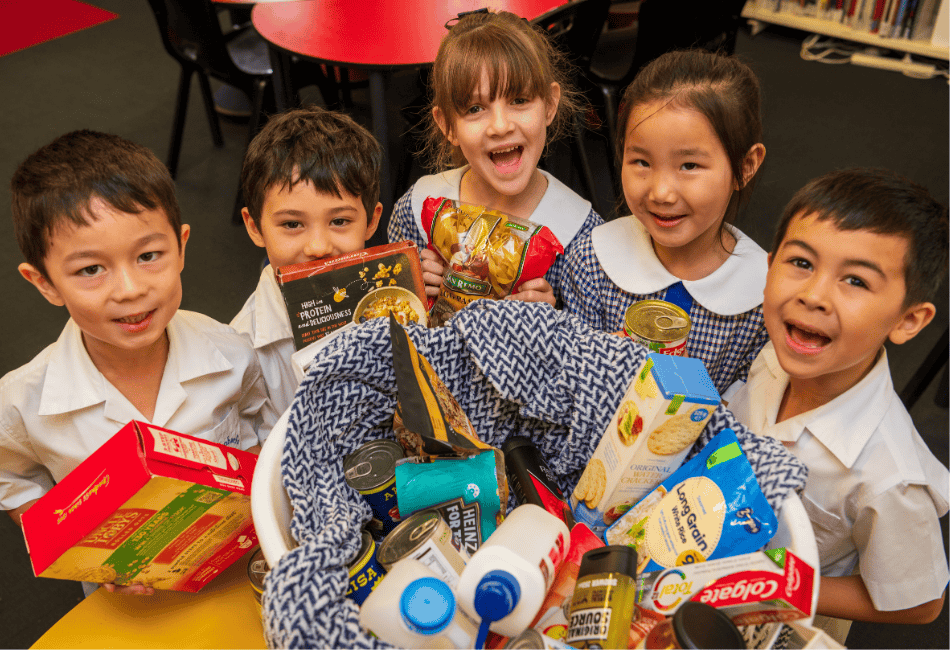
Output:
344 439 404 535
376 509 469 588
345 529 386 605
624 300 691 356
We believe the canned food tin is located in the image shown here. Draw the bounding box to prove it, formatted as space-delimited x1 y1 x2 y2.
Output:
344 439 405 534
624 300 691 356
247 547 268 612
345 530 386 605
505 629 574 649
377 509 469 588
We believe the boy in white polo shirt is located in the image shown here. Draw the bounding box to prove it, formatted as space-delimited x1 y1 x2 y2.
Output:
2 131 277 593
232 106 382 415
728 168 948 640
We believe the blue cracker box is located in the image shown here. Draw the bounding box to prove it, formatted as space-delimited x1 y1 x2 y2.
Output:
570 353 720 533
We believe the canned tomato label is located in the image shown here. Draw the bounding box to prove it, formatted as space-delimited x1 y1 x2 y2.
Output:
376 509 469 588
247 547 268 611
345 530 386 605
624 300 691 356
344 439 404 534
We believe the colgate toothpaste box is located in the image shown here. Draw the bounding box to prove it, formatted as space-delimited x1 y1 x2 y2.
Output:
637 547 815 625
21 421 258 592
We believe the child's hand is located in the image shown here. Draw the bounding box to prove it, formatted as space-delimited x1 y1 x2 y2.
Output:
506 278 556 308
101 583 156 596
419 248 446 300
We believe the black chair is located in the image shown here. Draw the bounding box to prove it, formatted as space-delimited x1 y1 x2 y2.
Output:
532 0 612 218
899 327 950 410
145 0 273 221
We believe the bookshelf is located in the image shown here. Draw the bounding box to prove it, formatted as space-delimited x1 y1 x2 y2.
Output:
742 0 949 61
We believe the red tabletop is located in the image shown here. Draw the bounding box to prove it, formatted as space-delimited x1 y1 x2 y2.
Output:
251 0 567 68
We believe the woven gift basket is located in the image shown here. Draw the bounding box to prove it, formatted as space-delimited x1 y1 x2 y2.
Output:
252 301 810 649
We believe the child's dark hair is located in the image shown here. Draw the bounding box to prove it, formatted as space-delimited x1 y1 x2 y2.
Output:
772 168 949 308
241 105 382 228
11 130 182 280
424 10 583 170
616 49 763 226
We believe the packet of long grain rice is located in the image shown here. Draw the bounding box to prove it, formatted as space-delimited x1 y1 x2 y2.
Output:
388 315 508 550
421 197 563 325
603 428 777 576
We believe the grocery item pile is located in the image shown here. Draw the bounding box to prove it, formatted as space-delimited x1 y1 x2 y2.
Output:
260 301 809 649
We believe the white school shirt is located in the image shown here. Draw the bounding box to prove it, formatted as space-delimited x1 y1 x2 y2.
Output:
0 310 277 511
729 342 950 611
230 265 298 416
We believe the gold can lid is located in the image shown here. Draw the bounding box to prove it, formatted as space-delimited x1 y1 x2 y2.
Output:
247 547 269 595
625 300 691 343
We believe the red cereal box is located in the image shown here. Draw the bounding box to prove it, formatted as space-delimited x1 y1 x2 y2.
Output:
21 421 258 592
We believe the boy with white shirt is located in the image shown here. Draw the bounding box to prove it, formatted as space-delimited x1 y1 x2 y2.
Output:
728 168 948 638
232 106 382 415
3 131 276 593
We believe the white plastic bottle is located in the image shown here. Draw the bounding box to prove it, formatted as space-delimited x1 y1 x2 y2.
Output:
455 504 571 641
358 558 478 649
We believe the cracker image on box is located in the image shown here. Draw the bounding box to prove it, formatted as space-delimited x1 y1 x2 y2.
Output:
570 354 720 533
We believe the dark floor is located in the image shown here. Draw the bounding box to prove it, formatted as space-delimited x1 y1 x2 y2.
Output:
0 2 947 648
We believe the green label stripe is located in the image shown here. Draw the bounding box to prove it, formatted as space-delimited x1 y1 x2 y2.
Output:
665 394 685 414
764 547 787 568
444 272 491 295
639 357 654 382
705 441 742 469
104 483 229 582
509 224 541 289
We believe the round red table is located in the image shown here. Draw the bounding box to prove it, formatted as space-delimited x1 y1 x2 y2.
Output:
251 0 567 210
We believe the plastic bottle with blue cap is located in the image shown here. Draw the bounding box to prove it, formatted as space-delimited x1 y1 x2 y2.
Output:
456 504 571 642
358 558 477 648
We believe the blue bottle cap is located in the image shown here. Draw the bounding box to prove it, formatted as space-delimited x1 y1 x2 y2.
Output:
473 570 521 622
400 577 455 635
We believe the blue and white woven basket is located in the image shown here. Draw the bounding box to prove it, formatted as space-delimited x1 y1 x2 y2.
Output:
262 301 808 649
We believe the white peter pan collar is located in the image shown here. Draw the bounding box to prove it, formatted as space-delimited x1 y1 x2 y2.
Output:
591 216 767 315
410 166 592 248
252 265 293 348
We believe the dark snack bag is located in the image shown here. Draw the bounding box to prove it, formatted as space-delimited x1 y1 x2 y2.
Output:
388 315 508 550
421 197 563 325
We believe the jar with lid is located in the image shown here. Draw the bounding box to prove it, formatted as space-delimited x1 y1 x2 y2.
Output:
644 601 745 649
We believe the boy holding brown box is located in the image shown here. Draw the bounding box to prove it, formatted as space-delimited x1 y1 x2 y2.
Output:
728 168 949 639
231 106 383 414
2 130 276 593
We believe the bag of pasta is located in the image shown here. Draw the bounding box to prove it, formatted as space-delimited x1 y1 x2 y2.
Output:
421 197 563 326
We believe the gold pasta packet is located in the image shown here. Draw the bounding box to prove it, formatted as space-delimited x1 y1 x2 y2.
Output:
420 197 563 326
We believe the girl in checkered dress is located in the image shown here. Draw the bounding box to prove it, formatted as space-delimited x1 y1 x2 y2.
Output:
561 50 769 394
386 10 603 307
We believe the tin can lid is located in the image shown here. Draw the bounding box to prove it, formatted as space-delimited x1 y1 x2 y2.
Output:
377 509 441 567
343 439 405 490
400 577 455 634
625 300 691 341
672 601 745 649
577 545 639 580
247 547 269 592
